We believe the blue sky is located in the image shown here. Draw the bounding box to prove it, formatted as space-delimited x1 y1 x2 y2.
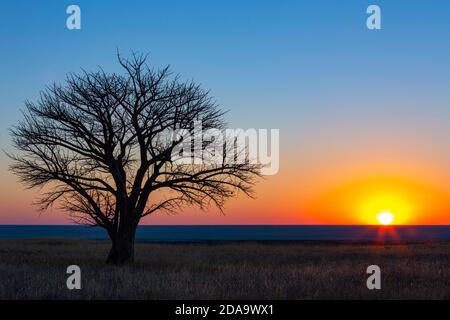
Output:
2 0 450 157
2 1 450 133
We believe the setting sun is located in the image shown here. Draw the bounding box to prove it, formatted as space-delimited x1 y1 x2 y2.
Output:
376 211 394 225
304 176 450 225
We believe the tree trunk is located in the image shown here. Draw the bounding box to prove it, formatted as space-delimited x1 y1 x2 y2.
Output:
106 228 136 265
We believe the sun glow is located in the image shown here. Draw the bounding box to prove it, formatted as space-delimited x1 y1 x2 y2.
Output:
305 177 436 225
359 191 412 225
376 211 394 225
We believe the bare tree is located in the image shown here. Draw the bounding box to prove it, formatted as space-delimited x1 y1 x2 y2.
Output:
8 53 261 264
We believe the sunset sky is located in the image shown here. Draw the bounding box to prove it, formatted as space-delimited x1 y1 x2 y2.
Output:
1 0 450 225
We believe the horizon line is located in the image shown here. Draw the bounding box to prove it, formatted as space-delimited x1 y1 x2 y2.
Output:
1 224 450 227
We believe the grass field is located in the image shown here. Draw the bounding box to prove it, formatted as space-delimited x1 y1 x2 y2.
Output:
0 240 449 299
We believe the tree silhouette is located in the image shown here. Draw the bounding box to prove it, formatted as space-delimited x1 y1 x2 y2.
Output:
8 53 261 264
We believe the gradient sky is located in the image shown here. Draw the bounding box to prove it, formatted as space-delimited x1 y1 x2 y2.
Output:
1 0 450 225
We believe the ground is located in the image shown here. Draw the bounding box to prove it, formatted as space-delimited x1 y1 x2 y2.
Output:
0 240 449 299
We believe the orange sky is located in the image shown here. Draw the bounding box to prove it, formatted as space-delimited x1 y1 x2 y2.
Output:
2 143 450 225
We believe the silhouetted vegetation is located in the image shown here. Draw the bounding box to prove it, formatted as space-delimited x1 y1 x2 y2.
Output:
8 53 261 264
0 240 449 299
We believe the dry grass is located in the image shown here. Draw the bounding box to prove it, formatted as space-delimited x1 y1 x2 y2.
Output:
0 240 449 299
